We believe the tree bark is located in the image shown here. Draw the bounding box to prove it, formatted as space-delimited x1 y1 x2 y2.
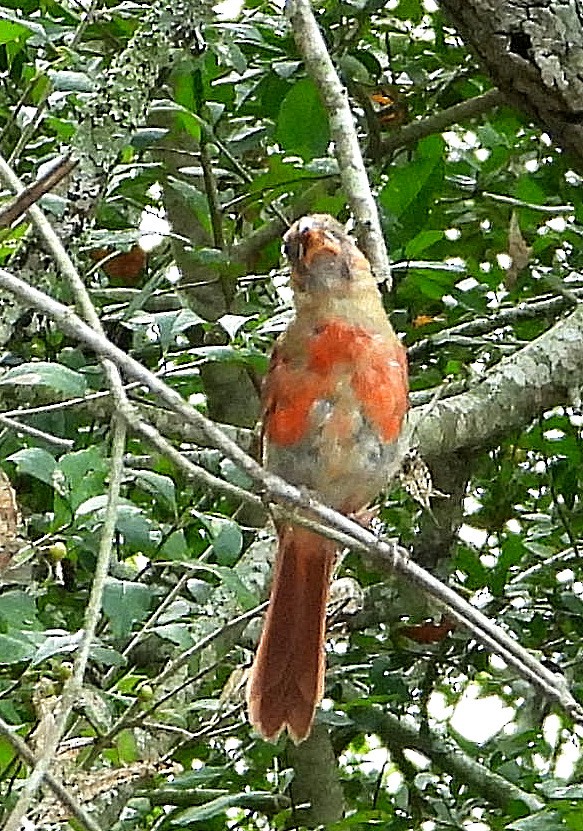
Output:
412 304 583 462
286 724 345 825
439 0 583 169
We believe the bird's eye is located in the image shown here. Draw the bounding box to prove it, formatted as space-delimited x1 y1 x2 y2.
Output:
283 236 303 262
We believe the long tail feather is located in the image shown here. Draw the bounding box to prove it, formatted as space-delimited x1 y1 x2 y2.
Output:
247 525 335 743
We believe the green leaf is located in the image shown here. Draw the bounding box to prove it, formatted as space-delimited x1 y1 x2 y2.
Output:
276 78 330 161
131 127 168 149
172 61 200 112
0 632 37 664
160 529 190 560
32 631 83 665
541 783 583 799
189 562 255 610
0 11 46 40
57 447 109 510
75 499 156 553
171 308 205 335
0 591 40 630
8 448 57 488
116 729 139 764
207 27 248 74
102 578 152 639
507 810 565 830
153 623 194 649
134 470 177 512
170 767 224 787
0 361 87 397
114 505 157 553
0 736 16 771
48 70 94 92
208 517 243 565
405 230 444 258
0 19 30 44
379 135 444 225
166 177 211 236
249 154 323 193
211 566 257 610
393 0 424 23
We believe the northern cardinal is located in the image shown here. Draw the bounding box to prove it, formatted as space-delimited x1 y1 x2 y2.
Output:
247 214 409 743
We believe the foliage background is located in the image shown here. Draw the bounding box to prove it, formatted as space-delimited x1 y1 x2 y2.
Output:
0 0 582 828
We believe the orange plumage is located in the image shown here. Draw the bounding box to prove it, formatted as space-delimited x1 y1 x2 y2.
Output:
247 214 409 743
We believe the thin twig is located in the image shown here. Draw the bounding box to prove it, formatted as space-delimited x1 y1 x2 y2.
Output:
0 716 103 831
0 389 112 419
483 190 573 214
408 289 583 361
101 568 193 687
286 0 391 283
0 154 78 228
2 416 126 831
0 413 74 450
86 602 266 762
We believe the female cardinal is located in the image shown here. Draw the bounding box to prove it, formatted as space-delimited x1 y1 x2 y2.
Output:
247 214 409 743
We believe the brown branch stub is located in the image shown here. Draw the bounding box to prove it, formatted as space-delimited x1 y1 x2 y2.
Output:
0 154 78 228
286 0 391 284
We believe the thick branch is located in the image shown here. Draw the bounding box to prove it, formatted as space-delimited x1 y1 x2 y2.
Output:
438 0 583 170
358 708 544 813
412 304 583 461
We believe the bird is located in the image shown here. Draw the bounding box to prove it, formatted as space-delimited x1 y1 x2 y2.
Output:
247 214 409 743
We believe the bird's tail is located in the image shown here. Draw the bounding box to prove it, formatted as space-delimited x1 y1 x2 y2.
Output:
247 525 335 743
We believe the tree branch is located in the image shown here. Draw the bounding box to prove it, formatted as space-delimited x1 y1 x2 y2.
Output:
357 707 544 813
0 154 78 228
85 602 266 763
380 88 506 157
412 303 583 461
230 179 336 269
286 0 391 283
0 413 74 450
3 416 126 831
0 716 104 831
408 290 582 362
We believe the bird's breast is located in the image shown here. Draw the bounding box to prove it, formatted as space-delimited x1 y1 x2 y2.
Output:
263 318 408 511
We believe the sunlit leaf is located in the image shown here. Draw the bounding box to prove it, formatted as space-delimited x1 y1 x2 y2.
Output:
0 362 87 397
102 578 152 639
